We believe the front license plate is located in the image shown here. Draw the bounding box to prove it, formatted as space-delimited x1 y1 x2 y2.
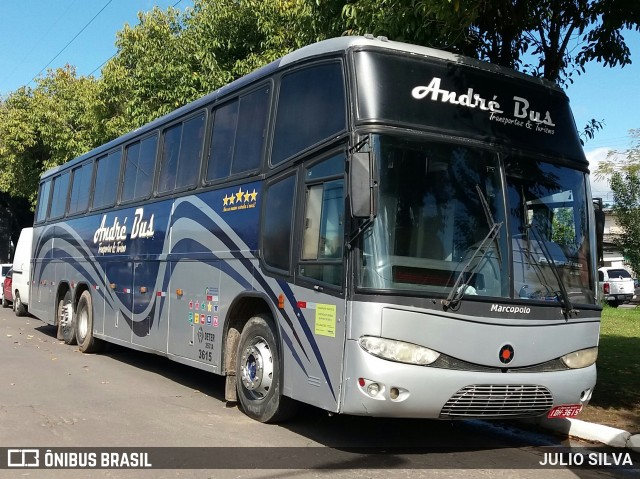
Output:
547 404 583 418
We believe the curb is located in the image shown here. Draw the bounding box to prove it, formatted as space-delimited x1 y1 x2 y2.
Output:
532 417 640 452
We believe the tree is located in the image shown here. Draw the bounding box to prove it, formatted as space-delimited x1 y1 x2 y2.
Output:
0 66 99 203
609 169 640 276
97 0 324 135
593 130 640 274
335 0 639 86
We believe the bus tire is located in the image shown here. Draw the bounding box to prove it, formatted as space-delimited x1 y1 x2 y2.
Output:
76 291 103 353
14 291 27 317
236 315 298 423
57 290 76 345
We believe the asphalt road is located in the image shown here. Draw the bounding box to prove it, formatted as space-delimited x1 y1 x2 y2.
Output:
1 307 638 479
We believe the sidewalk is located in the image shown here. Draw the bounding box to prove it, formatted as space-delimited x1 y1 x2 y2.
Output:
532 417 640 452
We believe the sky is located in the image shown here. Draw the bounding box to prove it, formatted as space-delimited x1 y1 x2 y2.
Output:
1 0 639 203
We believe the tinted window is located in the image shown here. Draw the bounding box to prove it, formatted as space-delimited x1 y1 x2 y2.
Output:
158 123 182 193
93 150 122 209
158 113 205 193
263 174 296 271
299 156 344 286
35 181 52 223
272 63 346 165
49 172 70 219
208 101 238 180
177 114 205 188
207 86 269 181
607 269 631 279
232 87 269 174
68 162 93 215
122 135 157 202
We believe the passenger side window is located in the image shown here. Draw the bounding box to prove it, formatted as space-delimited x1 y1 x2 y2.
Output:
263 173 297 272
35 181 52 223
93 150 122 209
299 155 344 286
49 172 70 220
158 113 205 193
122 135 157 202
272 63 346 166
207 85 270 181
68 162 93 215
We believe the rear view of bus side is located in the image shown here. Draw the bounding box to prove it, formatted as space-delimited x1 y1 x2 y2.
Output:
29 36 600 423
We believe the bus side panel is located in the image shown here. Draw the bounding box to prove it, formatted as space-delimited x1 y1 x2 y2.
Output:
167 260 222 370
276 281 346 413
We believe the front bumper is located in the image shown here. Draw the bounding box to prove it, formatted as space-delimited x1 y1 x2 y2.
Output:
340 339 597 419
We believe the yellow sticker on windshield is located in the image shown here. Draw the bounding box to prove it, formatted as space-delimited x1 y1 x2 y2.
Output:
315 304 336 337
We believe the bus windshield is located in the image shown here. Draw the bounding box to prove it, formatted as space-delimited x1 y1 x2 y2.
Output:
358 134 595 305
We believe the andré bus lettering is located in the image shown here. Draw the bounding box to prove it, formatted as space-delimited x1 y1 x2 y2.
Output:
412 77 555 135
94 208 155 255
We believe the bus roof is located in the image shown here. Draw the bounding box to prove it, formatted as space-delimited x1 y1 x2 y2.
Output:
41 35 566 180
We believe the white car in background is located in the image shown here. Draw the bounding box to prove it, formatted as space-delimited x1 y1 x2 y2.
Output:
598 267 635 307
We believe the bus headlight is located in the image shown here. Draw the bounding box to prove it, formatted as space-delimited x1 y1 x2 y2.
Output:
561 347 598 369
358 336 440 366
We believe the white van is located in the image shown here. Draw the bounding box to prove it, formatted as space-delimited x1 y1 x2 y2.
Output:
12 227 33 316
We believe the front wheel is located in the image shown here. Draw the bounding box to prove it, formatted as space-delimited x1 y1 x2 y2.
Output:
57 290 76 345
236 315 298 423
76 291 103 353
14 291 27 317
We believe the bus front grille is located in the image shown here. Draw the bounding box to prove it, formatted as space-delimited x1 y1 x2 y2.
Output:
440 384 553 419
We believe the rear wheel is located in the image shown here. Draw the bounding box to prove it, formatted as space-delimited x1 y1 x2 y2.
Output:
607 300 620 308
76 291 103 353
236 315 298 423
57 290 76 345
14 291 27 316
2 294 9 308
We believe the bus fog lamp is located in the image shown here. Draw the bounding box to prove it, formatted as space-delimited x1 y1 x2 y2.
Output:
367 383 380 396
390 387 400 400
358 336 440 365
561 347 598 369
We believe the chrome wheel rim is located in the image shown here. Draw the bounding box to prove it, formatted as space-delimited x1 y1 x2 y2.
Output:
77 305 88 342
240 336 273 399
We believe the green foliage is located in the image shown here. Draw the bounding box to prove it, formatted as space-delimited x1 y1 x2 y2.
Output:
338 0 640 86
0 66 100 203
601 131 640 275
551 208 576 246
610 165 640 276
591 307 640 415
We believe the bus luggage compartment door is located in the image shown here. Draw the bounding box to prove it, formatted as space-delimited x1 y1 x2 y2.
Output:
131 260 167 352
167 260 221 370
103 261 134 343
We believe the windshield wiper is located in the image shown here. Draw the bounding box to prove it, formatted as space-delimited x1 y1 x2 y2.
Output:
527 225 579 317
442 186 503 310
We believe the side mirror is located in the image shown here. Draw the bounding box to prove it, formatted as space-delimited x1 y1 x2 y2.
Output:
349 151 377 218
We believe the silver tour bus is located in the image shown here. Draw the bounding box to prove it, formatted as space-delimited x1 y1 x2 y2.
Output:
30 36 599 423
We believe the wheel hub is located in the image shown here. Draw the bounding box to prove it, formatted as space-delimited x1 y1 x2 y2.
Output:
240 339 273 398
